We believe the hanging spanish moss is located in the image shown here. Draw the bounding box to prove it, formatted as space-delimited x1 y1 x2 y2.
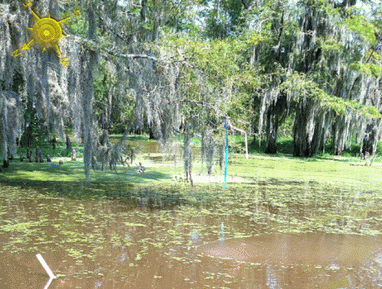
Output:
203 129 215 176
253 0 382 157
0 1 97 180
1 0 379 182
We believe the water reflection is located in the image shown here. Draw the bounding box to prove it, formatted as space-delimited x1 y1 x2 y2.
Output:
2 231 382 288
266 267 280 289
94 281 102 289
198 233 382 287
198 234 382 266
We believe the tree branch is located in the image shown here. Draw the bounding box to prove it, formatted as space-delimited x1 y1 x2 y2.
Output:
104 49 159 62
365 36 381 64
75 36 159 62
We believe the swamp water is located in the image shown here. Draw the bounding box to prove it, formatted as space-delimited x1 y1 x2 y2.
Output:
1 181 382 288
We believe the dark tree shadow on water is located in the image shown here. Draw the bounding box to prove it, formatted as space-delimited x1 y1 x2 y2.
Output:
0 161 193 209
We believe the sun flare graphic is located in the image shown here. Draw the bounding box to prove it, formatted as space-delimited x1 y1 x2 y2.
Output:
12 0 80 67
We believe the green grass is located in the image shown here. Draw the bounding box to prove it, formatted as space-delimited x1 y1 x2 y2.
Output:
109 134 154 142
1 133 381 204
236 154 381 188
1 145 382 203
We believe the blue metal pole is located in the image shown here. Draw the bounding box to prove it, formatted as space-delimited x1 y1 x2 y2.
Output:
224 118 228 188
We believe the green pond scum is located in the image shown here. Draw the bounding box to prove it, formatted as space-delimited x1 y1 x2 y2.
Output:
1 152 382 287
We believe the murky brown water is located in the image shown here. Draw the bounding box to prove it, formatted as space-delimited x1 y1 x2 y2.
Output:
1 179 382 288
2 231 382 288
198 233 382 266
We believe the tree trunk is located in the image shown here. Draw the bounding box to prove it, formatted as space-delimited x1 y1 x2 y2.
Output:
183 122 193 182
264 93 287 154
332 115 351 156
264 109 279 154
149 126 156 140
82 5 98 182
0 95 7 163
293 99 317 157
292 4 327 158
310 112 327 155
362 121 380 156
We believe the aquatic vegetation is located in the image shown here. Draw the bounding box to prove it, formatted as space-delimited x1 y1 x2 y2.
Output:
1 152 382 287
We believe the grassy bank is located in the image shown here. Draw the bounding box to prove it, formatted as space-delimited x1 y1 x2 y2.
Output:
1 145 381 202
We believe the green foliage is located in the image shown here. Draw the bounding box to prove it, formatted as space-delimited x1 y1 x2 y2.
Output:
377 140 382 155
278 114 294 138
281 72 382 119
177 134 202 146
64 10 88 37
111 93 135 134
351 61 382 78
274 137 294 155
12 0 381 172
248 135 366 158
343 14 377 46
0 70 24 92
20 94 49 147
93 60 134 133
320 37 345 54
93 62 110 129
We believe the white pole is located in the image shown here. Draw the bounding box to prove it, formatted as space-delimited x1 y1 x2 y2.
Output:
225 119 249 159
36 254 56 280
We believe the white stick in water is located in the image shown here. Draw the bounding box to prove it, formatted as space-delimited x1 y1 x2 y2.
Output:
36 254 56 280
43 277 55 289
